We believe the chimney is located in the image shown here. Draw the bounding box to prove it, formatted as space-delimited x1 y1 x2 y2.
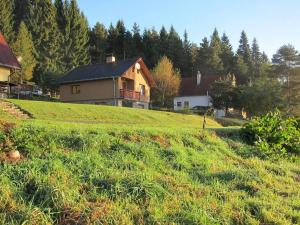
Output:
197 71 202 86
106 54 116 63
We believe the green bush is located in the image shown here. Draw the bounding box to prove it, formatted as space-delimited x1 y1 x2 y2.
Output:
241 110 300 158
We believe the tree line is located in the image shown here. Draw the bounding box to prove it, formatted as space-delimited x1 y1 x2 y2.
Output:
0 0 299 115
1 0 270 83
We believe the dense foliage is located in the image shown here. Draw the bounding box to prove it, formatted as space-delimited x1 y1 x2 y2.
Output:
241 111 300 159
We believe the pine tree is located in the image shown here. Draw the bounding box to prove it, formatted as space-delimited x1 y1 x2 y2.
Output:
107 23 118 55
182 30 193 76
251 38 263 78
210 28 221 54
89 22 107 63
25 0 61 83
159 26 169 56
197 37 211 75
234 55 249 84
12 21 36 82
142 28 160 68
190 43 199 77
272 45 300 115
124 30 133 59
54 0 68 32
115 20 126 59
261 52 269 63
237 31 252 65
208 29 223 74
55 0 90 71
167 26 183 71
220 33 234 74
132 23 143 57
0 0 15 42
13 0 31 28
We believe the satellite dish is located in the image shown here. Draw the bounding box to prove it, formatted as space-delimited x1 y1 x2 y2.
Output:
135 63 141 70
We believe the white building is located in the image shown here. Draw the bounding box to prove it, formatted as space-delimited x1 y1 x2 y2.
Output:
174 72 225 117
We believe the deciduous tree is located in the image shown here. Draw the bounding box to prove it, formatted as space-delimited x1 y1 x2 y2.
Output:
151 56 181 107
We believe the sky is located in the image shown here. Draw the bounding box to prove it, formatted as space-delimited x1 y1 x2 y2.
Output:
77 0 300 58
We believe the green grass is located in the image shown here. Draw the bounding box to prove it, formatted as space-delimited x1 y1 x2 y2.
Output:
0 100 299 224
8 99 220 128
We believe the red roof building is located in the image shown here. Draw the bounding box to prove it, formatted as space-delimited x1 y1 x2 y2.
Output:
179 75 221 97
0 32 21 70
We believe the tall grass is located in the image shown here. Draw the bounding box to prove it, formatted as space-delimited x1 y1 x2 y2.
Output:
0 121 299 224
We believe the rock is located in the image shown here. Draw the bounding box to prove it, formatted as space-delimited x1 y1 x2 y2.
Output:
7 150 21 160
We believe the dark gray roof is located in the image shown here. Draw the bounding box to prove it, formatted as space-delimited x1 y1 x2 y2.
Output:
59 58 138 84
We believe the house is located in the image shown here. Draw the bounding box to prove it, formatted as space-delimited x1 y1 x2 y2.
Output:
0 32 21 98
174 72 225 117
59 56 155 109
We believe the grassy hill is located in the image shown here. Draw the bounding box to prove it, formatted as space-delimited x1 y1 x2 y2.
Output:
0 100 299 224
8 99 220 128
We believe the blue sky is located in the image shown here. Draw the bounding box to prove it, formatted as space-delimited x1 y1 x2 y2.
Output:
77 0 300 58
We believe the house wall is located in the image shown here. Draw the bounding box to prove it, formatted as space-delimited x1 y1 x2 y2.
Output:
120 65 150 102
60 79 117 104
0 66 10 82
173 95 211 111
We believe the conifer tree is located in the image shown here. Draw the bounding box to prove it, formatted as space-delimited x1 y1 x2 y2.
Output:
60 0 90 71
124 30 133 59
167 26 183 69
0 0 15 41
251 38 263 78
142 28 160 68
132 23 143 57
208 29 223 74
220 33 234 74
182 30 193 75
234 55 249 84
159 26 169 56
25 0 61 83
115 20 126 59
237 31 252 65
12 21 36 82
107 23 118 55
272 44 300 115
90 22 107 63
197 37 211 74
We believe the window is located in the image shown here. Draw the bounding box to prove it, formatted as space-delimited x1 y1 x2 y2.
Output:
177 102 182 107
139 84 146 95
184 101 189 108
71 85 80 94
137 69 141 74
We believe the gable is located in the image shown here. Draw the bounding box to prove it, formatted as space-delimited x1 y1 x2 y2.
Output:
0 33 21 70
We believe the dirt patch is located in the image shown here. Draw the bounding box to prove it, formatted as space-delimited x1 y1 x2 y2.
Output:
151 135 170 148
0 120 16 133
87 199 112 223
58 207 87 225
0 151 25 164
122 133 141 143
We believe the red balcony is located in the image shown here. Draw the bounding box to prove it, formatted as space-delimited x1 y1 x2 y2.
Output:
120 89 149 102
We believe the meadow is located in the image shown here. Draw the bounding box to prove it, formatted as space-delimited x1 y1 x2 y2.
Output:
0 100 299 224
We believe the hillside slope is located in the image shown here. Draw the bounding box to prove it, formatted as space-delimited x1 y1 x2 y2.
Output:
0 100 299 224
8 99 220 128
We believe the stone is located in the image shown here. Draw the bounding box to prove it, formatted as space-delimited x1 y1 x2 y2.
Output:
7 150 21 160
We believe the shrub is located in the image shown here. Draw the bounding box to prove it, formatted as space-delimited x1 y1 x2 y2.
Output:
241 110 300 158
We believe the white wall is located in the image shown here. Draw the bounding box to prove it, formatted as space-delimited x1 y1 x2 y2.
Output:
173 95 211 111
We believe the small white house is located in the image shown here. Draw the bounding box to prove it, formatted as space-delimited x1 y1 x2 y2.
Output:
174 72 225 117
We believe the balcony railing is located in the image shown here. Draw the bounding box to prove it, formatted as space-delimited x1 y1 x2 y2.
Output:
120 89 149 102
